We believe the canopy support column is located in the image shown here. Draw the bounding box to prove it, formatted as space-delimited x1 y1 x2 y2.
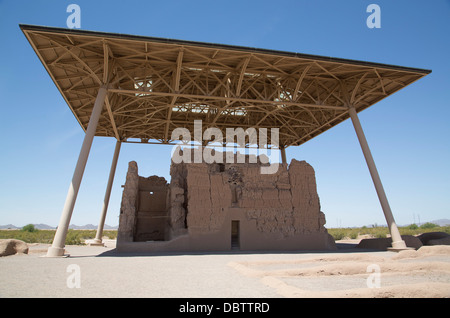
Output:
280 146 287 165
90 140 122 246
47 85 108 257
348 106 408 251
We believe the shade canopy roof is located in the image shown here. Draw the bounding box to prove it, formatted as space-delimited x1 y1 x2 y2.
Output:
21 24 431 147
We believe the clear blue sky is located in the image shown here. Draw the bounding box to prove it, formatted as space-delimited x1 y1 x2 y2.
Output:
0 0 449 228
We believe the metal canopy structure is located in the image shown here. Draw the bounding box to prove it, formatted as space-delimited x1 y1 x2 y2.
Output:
20 25 431 256
21 24 430 148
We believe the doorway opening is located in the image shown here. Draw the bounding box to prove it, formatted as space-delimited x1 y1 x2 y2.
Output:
231 220 240 250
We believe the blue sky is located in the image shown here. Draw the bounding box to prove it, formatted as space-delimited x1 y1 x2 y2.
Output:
0 0 449 228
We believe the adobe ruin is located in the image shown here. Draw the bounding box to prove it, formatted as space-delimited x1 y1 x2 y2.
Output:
117 153 336 252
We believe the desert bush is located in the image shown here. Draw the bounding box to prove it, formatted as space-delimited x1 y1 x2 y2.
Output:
0 229 54 243
441 226 450 234
65 230 83 245
0 229 118 245
407 224 419 230
103 230 118 239
22 224 38 232
359 226 373 235
420 222 438 229
329 230 346 240
374 230 387 238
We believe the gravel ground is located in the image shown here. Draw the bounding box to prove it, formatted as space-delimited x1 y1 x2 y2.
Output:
0 241 449 298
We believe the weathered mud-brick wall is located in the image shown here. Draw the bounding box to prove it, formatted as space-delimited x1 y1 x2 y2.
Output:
289 160 324 233
118 156 334 251
237 159 326 238
241 163 295 237
135 175 169 241
118 161 169 242
168 162 187 236
183 163 231 234
117 161 139 242
171 158 328 238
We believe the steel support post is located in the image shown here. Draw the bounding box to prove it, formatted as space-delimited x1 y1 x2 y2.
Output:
280 146 287 165
91 140 122 246
46 85 108 257
348 106 408 251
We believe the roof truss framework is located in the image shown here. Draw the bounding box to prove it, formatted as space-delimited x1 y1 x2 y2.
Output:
21 25 430 148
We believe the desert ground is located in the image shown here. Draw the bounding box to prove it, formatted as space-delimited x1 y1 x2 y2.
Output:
0 239 449 298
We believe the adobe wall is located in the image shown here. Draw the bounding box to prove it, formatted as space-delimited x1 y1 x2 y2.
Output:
117 157 336 252
117 161 139 243
117 161 170 242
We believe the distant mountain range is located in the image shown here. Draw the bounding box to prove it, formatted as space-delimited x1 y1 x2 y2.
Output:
0 219 448 230
397 219 450 227
0 223 118 230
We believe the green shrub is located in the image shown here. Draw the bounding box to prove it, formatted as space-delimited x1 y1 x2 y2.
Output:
328 228 353 240
22 224 38 232
374 231 387 238
442 226 450 234
359 226 372 235
0 229 118 244
420 222 438 229
330 230 346 240
65 230 83 245
103 230 118 239
407 224 419 230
